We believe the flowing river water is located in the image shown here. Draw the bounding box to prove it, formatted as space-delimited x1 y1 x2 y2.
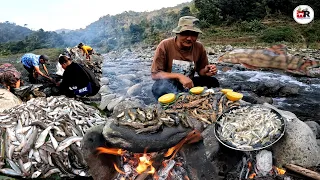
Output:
101 50 320 123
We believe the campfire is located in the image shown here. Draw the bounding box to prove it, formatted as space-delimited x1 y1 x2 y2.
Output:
95 130 202 180
81 89 320 180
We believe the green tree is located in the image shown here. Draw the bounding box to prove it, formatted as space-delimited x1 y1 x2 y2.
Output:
194 0 221 26
179 6 192 17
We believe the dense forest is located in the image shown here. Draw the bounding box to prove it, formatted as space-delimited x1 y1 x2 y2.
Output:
1 0 320 56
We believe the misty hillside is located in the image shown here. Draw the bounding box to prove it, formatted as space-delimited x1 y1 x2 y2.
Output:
61 2 191 51
0 22 32 43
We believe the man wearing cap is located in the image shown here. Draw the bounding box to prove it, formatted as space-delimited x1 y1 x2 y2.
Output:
21 53 54 83
151 16 220 99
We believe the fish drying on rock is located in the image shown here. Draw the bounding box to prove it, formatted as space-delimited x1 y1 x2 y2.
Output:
114 90 241 133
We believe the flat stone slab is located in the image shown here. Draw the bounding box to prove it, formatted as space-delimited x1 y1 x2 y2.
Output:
102 119 191 153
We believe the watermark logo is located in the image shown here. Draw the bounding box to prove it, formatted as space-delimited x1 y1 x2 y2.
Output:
293 5 314 24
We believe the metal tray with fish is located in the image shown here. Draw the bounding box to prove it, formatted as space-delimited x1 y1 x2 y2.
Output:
214 104 286 151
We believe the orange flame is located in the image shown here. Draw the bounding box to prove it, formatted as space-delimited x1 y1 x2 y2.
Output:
113 163 125 174
249 173 256 179
248 161 252 169
276 167 286 175
164 130 202 159
96 147 126 156
136 153 155 174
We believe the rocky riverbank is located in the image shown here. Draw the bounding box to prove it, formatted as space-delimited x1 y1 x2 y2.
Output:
0 44 319 179
98 44 320 124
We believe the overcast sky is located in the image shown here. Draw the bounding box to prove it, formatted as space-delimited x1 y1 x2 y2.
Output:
0 0 192 31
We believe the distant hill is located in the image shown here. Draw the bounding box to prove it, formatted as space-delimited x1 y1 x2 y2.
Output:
0 22 33 43
61 2 192 51
55 28 72 34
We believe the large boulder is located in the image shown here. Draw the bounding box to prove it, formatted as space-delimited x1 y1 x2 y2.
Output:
272 118 320 167
304 121 320 139
0 89 22 112
102 119 191 152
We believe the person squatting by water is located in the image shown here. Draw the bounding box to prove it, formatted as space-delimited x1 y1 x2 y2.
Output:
56 55 100 98
20 53 54 83
78 43 94 61
151 16 220 99
0 63 22 91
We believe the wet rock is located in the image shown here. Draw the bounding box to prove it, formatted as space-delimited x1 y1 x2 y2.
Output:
82 125 119 180
272 118 320 167
304 121 320 139
202 124 220 161
0 89 22 112
100 77 110 85
126 83 142 96
99 85 113 95
102 119 191 152
120 79 133 87
98 94 117 111
243 93 273 104
117 74 137 81
278 84 299 96
255 80 281 96
107 96 124 111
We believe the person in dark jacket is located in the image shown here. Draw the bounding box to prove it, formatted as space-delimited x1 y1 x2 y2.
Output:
57 55 100 97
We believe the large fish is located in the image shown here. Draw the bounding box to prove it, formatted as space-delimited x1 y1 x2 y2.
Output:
218 44 320 77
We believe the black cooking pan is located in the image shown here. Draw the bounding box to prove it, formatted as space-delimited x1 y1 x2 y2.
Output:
214 104 286 151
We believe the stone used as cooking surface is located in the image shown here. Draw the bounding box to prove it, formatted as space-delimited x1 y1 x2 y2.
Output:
82 125 119 180
304 121 320 139
0 89 22 112
201 123 220 161
272 117 320 167
102 119 191 152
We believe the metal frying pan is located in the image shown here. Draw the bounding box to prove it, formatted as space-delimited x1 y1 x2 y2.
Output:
214 104 286 151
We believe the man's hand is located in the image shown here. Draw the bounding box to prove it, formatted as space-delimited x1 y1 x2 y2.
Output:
178 74 194 89
48 77 55 83
204 64 218 76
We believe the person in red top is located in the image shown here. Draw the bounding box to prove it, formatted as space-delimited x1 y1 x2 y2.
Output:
151 16 220 99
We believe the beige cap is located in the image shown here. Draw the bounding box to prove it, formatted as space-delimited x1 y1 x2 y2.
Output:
172 16 202 34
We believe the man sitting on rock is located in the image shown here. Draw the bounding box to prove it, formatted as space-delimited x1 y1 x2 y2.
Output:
20 53 54 83
57 55 100 97
151 16 220 99
78 43 94 61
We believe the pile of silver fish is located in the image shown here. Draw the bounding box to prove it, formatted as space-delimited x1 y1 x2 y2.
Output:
217 105 283 151
0 96 106 178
